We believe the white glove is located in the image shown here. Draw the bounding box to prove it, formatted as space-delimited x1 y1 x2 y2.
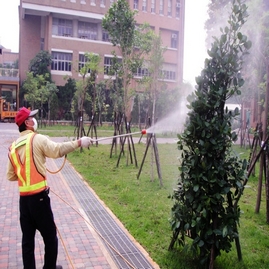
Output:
80 137 92 148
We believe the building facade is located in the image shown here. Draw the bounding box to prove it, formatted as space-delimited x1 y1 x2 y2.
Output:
19 0 185 88
0 46 19 68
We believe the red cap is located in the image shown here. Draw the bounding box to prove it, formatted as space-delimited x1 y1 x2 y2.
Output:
15 107 38 126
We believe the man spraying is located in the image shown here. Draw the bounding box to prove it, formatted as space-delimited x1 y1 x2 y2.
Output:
6 107 92 269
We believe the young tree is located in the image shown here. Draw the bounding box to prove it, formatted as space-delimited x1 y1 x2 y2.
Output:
142 33 166 128
169 1 251 268
22 72 58 122
102 0 153 123
75 52 101 138
95 81 107 125
137 33 166 182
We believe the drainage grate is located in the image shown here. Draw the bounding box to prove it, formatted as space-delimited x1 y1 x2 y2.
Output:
54 158 155 269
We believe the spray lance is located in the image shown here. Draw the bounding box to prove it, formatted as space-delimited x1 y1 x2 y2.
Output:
89 129 147 142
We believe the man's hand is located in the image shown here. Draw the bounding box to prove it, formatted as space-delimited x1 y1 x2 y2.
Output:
80 137 92 148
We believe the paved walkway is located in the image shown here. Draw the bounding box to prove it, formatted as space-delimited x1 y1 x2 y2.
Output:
0 123 162 269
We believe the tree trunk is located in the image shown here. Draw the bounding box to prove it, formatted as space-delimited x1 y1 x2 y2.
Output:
266 153 269 223
255 152 264 213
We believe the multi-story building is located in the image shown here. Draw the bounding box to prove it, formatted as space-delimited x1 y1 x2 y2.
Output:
19 0 185 89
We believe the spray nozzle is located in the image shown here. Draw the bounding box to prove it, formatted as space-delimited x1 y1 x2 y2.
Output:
141 129 147 135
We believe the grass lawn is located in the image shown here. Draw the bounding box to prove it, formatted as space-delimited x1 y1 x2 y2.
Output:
39 125 269 269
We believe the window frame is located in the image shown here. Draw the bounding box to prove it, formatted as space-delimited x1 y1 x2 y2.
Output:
151 0 155 13
134 0 139 10
51 51 72 72
104 56 122 76
78 21 98 40
142 0 147 11
159 0 164 15
171 33 178 48
176 0 180 18
167 0 172 17
78 54 91 74
52 18 73 37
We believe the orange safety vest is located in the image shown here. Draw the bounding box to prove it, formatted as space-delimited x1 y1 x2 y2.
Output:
8 133 47 196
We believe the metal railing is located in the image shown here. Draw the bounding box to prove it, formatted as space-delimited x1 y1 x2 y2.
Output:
0 68 19 78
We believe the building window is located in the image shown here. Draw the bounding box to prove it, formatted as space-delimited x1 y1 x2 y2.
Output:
151 0 155 13
104 56 121 75
134 0 138 9
142 0 147 11
110 0 114 6
100 0 106 6
52 18 73 37
160 63 176 80
91 0 96 5
171 33 178 48
161 70 176 80
104 57 113 75
79 54 91 73
134 67 149 77
102 31 110 42
168 0 172 16
51 52 72 71
159 0 163 15
176 1 180 18
78 21 97 40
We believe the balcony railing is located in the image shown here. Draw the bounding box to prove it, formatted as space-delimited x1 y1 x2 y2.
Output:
0 68 19 79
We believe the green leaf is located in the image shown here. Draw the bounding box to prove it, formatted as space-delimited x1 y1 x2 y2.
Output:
191 219 196 227
193 185 199 192
223 226 228 237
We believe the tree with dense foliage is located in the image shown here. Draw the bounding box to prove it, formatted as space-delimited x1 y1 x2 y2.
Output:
22 72 58 122
22 51 58 121
28 50 52 81
43 82 58 122
206 0 269 217
169 1 251 268
57 78 76 120
22 72 40 109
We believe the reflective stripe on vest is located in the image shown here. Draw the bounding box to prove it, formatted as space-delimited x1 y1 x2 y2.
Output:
9 133 47 196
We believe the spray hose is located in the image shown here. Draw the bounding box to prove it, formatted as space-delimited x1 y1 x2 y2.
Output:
46 155 67 174
47 130 148 268
51 189 137 269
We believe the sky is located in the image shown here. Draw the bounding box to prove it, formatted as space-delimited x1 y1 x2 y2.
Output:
0 0 210 86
